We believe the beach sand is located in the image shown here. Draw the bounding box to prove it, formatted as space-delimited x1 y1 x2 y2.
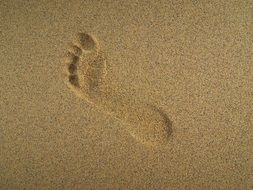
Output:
0 0 252 189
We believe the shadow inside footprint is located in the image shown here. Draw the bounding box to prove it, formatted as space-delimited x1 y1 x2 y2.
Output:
152 106 173 136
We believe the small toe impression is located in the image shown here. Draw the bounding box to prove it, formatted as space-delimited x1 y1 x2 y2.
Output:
65 53 79 75
65 52 79 64
77 33 97 51
69 75 79 87
68 63 77 74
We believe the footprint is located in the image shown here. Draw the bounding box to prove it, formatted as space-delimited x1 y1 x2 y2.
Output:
63 32 173 147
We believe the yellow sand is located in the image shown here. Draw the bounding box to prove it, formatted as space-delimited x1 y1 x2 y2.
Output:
0 0 252 189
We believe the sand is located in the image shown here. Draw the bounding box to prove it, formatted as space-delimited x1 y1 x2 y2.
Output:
0 0 252 189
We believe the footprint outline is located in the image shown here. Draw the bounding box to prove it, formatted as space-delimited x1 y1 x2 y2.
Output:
63 32 173 147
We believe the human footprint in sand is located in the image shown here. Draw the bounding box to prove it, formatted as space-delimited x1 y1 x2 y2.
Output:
63 32 172 147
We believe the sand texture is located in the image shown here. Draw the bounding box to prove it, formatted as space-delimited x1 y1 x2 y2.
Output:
0 0 253 189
